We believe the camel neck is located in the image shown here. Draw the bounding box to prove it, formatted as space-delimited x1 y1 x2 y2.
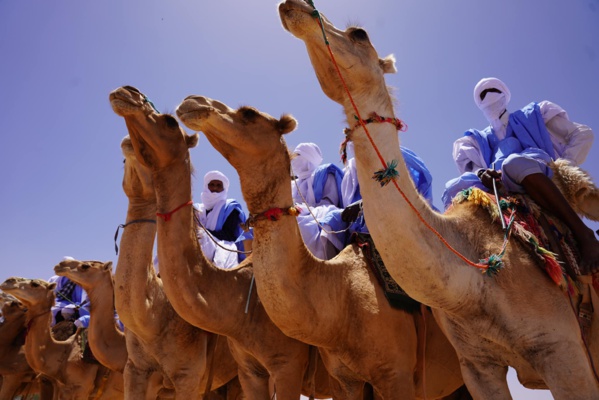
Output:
0 315 26 346
152 157 248 335
347 109 476 309
114 187 161 330
24 307 63 373
85 277 126 372
241 162 333 338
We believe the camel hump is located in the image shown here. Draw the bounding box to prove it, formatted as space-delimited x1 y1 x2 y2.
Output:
550 158 599 221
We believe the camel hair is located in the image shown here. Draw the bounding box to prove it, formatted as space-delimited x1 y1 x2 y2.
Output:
108 134 239 398
0 277 124 399
176 93 472 400
110 85 333 400
278 1 599 399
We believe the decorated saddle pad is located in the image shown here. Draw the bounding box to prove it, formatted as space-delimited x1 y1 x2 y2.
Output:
453 187 582 292
352 232 421 313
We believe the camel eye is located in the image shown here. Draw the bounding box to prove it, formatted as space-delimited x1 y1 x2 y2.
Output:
81 264 91 270
164 115 179 128
350 28 369 41
31 282 39 288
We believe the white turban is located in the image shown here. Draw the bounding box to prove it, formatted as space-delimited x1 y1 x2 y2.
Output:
291 143 323 205
473 77 511 136
200 170 229 210
291 143 323 180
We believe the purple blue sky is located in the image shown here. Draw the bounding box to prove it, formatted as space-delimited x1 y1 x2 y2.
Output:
1 1 598 398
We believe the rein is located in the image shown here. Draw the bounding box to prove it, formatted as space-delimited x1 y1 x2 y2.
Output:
242 206 303 230
289 168 351 235
193 212 252 256
156 200 193 222
114 219 157 255
308 2 507 275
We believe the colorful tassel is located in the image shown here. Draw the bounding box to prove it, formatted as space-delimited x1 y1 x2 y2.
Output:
372 159 400 187
480 254 504 276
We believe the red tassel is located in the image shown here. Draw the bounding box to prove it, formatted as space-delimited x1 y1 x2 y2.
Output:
544 255 564 286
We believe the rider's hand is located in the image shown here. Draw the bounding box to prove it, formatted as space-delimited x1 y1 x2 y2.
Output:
342 200 363 223
476 168 502 190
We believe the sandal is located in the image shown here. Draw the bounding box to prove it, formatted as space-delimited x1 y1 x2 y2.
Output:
579 302 593 340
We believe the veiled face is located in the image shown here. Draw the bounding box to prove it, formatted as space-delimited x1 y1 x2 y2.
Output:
208 180 224 193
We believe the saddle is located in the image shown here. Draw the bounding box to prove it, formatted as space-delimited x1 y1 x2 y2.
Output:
352 232 421 313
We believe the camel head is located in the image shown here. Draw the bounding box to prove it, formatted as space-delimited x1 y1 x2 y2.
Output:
109 85 199 171
0 292 27 323
177 95 298 211
278 0 396 106
0 277 56 310
121 135 156 203
54 259 113 294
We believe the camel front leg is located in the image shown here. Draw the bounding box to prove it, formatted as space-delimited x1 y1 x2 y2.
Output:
123 360 152 400
459 359 511 400
235 367 270 400
530 339 599 400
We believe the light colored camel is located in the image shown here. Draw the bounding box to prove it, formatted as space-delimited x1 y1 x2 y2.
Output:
110 134 238 399
176 95 468 399
278 1 599 399
0 277 123 399
0 291 45 399
110 85 332 400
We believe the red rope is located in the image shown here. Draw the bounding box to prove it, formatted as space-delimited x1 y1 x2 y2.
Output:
156 200 193 222
315 17 490 273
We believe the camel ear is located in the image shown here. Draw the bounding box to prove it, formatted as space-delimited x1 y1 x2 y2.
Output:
379 54 397 74
186 133 199 149
103 261 113 273
48 282 57 291
277 114 298 135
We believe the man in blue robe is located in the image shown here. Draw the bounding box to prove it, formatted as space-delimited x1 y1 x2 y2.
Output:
443 77 598 274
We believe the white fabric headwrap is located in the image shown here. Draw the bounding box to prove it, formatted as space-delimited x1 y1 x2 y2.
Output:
341 142 358 207
291 143 323 205
474 77 511 138
197 170 229 230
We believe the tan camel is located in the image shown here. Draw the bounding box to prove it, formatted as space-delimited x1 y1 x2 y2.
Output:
53 260 127 373
110 85 332 400
0 277 124 399
0 291 45 399
109 135 238 399
278 1 599 399
176 95 470 399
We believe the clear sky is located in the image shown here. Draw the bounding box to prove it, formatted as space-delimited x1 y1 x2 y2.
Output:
1 1 598 398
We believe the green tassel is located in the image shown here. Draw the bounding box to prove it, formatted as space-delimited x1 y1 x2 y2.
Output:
372 160 400 187
480 254 504 276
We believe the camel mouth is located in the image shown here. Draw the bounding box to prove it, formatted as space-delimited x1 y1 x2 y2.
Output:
278 0 315 31
109 87 147 115
176 101 214 129
53 266 68 275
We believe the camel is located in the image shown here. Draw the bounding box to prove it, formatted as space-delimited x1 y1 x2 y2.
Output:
0 277 124 399
53 260 127 373
0 291 46 399
175 95 470 399
109 135 238 399
278 1 599 398
110 85 332 400
52 258 168 400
